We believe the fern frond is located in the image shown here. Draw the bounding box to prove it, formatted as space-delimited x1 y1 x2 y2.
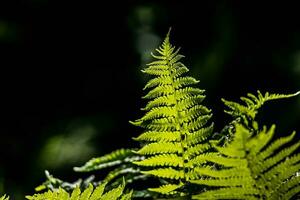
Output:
26 181 131 200
222 90 300 124
192 123 300 199
131 30 214 195
74 149 135 172
35 170 94 192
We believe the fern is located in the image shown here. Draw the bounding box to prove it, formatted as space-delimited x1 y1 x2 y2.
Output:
191 122 300 199
74 149 140 172
34 30 299 200
35 170 99 193
130 29 214 195
222 90 300 128
73 148 147 191
26 181 132 200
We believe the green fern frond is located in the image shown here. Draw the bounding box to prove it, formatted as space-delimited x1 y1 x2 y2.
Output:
192 123 300 199
26 181 131 200
74 149 136 172
130 30 214 195
35 170 95 192
72 149 144 189
222 90 300 126
0 195 9 200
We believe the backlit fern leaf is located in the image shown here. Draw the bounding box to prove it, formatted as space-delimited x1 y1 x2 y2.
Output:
192 123 300 199
73 149 144 189
26 181 131 200
130 29 214 195
74 149 136 172
222 90 300 127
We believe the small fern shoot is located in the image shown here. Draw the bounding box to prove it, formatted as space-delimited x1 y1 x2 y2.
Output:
191 122 300 199
130 29 214 195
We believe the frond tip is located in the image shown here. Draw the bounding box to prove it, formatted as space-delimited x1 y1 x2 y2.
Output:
222 90 300 122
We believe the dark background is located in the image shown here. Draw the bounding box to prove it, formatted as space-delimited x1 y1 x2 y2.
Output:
0 1 299 199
